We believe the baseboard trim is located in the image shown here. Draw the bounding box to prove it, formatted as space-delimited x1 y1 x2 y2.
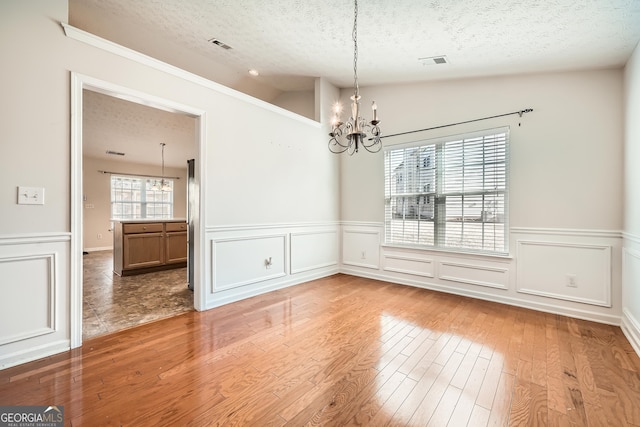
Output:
621 309 640 358
0 340 70 370
83 246 113 253
341 268 621 326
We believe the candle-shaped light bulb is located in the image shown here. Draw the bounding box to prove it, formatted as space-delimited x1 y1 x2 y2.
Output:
331 102 342 128
372 101 378 121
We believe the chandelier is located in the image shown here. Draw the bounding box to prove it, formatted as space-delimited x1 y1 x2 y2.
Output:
328 0 381 155
151 143 171 192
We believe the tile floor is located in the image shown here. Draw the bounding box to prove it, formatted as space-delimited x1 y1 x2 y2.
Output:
82 250 194 340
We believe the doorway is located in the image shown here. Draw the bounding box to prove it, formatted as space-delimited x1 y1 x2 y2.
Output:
70 73 207 348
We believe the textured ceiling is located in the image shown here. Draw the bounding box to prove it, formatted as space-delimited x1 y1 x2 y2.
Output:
71 0 640 93
72 0 640 168
83 90 196 168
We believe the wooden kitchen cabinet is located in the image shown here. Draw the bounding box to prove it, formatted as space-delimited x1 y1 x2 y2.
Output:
165 222 188 264
113 220 187 276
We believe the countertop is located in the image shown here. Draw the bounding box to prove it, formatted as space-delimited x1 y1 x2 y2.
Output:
111 218 187 223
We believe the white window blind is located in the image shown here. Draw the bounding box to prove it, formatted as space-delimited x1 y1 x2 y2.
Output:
110 175 174 219
384 127 509 255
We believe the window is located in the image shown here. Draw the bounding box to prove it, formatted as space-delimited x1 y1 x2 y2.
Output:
110 175 174 219
384 127 509 255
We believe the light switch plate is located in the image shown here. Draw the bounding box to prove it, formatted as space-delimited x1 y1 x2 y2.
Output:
17 186 45 205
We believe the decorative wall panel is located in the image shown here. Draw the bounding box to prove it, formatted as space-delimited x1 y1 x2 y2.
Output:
0 234 70 369
383 253 434 278
0 254 56 345
622 246 640 355
517 240 611 306
438 260 509 290
212 234 286 291
342 229 380 270
290 230 338 274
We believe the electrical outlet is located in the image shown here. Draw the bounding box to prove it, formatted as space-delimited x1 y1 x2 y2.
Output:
566 274 577 288
361 251 366 259
97 233 103 240
17 186 45 205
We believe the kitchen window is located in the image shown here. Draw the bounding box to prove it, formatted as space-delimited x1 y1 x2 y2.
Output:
384 127 509 255
110 175 173 219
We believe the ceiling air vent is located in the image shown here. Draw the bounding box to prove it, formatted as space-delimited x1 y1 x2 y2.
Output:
419 55 449 66
208 38 232 50
106 150 125 156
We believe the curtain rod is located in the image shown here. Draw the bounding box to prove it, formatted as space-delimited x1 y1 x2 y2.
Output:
98 170 181 180
380 108 534 139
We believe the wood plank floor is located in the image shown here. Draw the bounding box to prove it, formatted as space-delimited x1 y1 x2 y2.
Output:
2 274 639 426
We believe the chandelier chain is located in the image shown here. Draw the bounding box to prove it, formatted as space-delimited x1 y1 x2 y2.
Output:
353 0 359 97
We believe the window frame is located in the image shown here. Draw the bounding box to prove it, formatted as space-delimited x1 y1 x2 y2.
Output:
384 127 509 256
110 174 174 220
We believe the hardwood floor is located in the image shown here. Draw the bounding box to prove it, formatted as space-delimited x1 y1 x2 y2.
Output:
83 250 193 340
2 274 639 426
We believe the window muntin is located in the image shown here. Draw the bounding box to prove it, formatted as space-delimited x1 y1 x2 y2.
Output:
384 128 508 255
110 175 173 220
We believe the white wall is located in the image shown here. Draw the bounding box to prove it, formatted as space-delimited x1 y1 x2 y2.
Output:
0 0 340 368
271 90 315 121
82 156 188 251
623 41 640 355
341 70 624 229
339 69 625 326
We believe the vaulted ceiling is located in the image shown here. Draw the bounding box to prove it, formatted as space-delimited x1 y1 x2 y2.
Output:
70 0 640 95
71 0 640 167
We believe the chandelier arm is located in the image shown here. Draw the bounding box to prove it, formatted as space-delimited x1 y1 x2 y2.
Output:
361 139 382 153
329 138 351 154
361 137 381 147
330 136 351 149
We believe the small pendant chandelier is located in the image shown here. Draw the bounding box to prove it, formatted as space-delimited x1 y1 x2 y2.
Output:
328 0 381 155
151 142 171 192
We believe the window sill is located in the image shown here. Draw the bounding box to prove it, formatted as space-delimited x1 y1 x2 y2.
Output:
381 243 513 260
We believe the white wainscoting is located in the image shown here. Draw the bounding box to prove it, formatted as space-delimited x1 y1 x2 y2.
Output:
342 226 381 270
341 222 622 325
438 260 509 290
622 241 640 357
205 223 339 309
516 240 612 307
0 254 56 345
383 251 434 278
0 233 71 369
212 234 287 292
290 230 338 274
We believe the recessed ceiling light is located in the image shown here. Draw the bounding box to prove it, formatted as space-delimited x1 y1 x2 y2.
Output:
248 69 259 77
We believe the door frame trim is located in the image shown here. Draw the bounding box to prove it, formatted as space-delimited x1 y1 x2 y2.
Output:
70 72 208 348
